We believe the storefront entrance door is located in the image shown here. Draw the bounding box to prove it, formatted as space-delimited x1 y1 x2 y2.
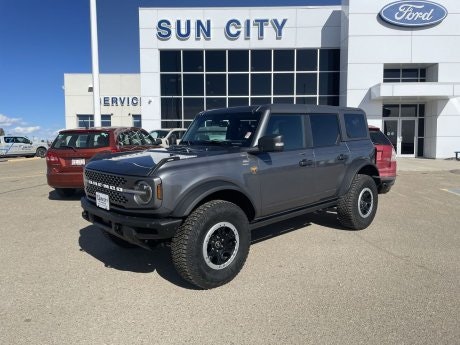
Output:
383 119 417 157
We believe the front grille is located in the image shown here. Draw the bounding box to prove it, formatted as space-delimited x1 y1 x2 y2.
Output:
85 170 129 205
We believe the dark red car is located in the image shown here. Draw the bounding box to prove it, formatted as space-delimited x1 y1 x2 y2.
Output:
46 127 160 197
369 126 397 193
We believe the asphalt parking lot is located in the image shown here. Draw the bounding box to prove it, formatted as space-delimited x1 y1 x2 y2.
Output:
1 157 459 344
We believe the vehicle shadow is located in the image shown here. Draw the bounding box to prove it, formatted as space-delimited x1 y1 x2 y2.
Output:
78 226 198 290
48 189 85 201
78 211 349 289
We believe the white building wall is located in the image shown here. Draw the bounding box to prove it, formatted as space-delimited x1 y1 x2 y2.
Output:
342 0 460 158
64 74 141 129
139 6 341 131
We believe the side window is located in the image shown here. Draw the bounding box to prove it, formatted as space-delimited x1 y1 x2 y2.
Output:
4 137 13 143
344 113 367 139
264 114 306 150
310 113 340 147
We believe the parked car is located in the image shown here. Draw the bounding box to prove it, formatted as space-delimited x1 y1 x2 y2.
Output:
46 127 160 197
81 105 381 289
0 135 48 158
369 126 397 193
149 128 186 147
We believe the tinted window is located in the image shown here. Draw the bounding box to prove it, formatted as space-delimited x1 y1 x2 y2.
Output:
206 50 226 72
228 50 248 72
52 131 110 149
296 49 317 71
183 98 204 119
296 73 317 95
183 74 204 96
274 50 294 71
161 74 181 96
369 130 392 146
101 114 111 127
183 51 203 72
251 74 271 95
319 49 340 71
228 74 249 96
161 98 182 120
264 114 305 150
310 114 340 147
160 51 181 72
251 50 271 71
77 115 94 128
273 74 294 95
132 115 142 128
344 113 368 139
206 74 226 96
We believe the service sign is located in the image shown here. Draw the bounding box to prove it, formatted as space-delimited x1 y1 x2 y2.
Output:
380 0 448 27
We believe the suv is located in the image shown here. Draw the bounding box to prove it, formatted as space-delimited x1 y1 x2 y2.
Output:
81 105 381 289
46 127 160 197
150 128 186 147
369 126 397 193
0 135 48 158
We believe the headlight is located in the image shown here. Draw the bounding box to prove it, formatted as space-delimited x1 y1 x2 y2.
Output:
133 181 153 205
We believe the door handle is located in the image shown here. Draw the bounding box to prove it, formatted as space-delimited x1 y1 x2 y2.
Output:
299 159 314 167
337 154 348 161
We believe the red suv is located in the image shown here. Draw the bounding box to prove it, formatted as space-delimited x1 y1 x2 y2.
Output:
369 126 397 193
46 127 160 197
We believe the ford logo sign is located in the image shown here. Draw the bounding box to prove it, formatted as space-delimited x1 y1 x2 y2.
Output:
380 0 448 27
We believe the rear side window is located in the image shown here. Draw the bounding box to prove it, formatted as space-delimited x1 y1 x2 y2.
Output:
116 130 156 146
310 113 340 147
370 130 392 145
344 113 368 139
52 132 110 149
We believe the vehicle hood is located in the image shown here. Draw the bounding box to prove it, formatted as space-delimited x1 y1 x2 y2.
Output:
84 147 239 176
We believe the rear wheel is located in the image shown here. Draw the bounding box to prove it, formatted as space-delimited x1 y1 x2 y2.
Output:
55 188 76 198
171 200 250 289
36 147 47 158
337 174 378 230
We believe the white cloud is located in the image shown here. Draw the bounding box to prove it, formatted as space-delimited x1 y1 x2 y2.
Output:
12 126 41 134
0 113 21 127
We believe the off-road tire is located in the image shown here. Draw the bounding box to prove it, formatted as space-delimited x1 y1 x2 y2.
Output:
337 174 378 230
101 230 137 248
55 188 76 198
171 200 250 289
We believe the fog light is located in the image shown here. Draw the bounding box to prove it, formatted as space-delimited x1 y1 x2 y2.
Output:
133 181 153 205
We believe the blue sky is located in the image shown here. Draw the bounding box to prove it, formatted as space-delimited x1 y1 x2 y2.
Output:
0 0 340 140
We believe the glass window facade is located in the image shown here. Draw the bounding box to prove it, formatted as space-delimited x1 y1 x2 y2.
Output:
159 49 340 128
383 68 427 83
132 114 142 128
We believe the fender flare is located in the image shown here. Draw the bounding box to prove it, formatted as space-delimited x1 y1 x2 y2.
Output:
338 159 380 196
171 180 256 218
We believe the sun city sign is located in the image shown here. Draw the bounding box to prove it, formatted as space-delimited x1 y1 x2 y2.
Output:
379 0 448 27
156 18 288 40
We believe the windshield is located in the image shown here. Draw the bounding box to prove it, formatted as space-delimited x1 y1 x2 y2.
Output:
181 111 261 147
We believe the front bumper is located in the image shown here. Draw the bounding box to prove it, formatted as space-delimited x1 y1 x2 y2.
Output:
81 197 183 248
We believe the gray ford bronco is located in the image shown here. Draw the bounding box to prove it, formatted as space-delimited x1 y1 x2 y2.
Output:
81 104 381 289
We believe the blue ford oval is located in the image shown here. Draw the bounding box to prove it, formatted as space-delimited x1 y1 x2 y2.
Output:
380 0 448 27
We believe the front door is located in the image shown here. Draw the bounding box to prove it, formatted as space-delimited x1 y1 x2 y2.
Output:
383 119 417 157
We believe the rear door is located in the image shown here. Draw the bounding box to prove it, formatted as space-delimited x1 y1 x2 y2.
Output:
310 113 350 200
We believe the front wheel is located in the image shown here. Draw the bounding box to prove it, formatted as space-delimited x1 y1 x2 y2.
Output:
337 174 378 230
171 200 250 289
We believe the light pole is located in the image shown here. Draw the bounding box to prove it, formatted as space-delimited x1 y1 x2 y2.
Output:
90 0 101 127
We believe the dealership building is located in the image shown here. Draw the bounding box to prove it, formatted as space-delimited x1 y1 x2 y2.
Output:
64 0 460 158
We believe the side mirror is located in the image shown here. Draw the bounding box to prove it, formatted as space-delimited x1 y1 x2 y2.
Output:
154 138 162 146
258 135 284 152
168 134 177 146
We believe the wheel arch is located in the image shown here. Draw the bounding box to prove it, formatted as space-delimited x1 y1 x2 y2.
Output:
171 181 256 222
339 160 380 196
